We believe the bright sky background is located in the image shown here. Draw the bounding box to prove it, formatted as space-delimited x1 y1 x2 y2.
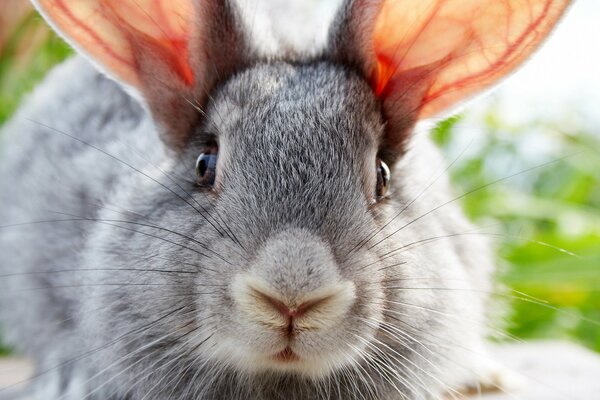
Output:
474 0 600 132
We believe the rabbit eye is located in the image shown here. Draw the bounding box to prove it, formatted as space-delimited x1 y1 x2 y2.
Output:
195 144 218 187
376 158 390 199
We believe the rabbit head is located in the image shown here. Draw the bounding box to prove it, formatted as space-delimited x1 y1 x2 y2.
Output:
31 0 571 397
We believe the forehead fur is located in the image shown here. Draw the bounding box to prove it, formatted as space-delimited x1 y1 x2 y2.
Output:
202 61 384 241
213 61 383 146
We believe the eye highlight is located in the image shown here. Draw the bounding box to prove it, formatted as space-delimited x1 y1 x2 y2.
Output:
376 158 390 199
195 144 218 187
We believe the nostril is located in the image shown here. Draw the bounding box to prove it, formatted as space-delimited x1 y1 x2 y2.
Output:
232 274 356 333
257 292 299 319
254 292 341 337
257 291 327 320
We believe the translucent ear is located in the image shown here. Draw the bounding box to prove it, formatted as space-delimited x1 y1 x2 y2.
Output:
331 0 571 156
371 0 572 119
33 0 195 89
32 0 248 148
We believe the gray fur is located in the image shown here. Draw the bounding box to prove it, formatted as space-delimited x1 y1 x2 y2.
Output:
0 1 496 400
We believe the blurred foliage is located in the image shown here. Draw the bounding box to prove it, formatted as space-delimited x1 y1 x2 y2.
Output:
0 6 599 355
0 3 72 354
432 112 600 352
0 343 11 357
0 2 72 124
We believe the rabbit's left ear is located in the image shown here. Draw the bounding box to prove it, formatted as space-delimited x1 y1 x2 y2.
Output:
32 0 248 149
330 0 571 158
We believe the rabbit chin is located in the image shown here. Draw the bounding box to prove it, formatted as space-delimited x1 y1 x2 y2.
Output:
211 337 361 378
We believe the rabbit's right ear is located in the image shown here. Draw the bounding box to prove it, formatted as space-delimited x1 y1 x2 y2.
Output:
330 0 571 160
32 0 248 149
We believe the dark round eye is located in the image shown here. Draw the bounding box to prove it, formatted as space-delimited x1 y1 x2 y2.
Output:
195 145 218 187
376 158 391 199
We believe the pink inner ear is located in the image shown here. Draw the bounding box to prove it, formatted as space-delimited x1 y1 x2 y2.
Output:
370 0 571 118
48 0 135 83
36 0 195 88
105 0 195 86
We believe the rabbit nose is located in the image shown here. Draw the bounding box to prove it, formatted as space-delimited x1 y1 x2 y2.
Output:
256 291 308 319
251 289 322 336
232 275 356 335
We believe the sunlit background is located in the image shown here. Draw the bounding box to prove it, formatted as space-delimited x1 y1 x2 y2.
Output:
0 0 599 358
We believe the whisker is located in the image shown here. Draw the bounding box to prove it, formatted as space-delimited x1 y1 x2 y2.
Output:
380 301 524 344
345 138 473 260
0 303 192 394
384 314 573 399
70 310 210 400
1 217 213 261
358 316 441 372
366 153 581 252
367 316 515 399
0 267 196 279
354 334 430 400
48 210 233 264
25 119 232 243
344 341 380 399
156 97 247 253
384 285 600 328
353 229 583 273
159 331 219 399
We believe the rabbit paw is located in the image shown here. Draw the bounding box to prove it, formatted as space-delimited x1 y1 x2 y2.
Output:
450 364 523 398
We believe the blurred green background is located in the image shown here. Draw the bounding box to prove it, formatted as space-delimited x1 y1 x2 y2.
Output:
0 4 599 355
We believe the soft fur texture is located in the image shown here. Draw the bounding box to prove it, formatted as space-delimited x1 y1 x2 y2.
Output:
0 59 493 400
1 0 553 399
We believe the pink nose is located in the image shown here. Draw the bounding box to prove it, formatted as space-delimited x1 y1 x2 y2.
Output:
258 292 321 320
232 274 356 336
257 291 335 336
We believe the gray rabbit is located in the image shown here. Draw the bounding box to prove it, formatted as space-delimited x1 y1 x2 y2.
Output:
0 0 571 399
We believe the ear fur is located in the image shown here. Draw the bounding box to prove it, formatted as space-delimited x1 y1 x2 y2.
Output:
330 0 572 158
32 0 249 149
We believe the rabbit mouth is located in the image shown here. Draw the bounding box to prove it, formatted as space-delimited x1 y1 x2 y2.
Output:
212 333 364 378
272 346 300 363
